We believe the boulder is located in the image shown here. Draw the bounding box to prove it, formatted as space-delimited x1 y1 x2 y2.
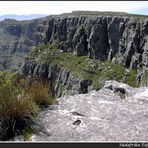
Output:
104 80 133 95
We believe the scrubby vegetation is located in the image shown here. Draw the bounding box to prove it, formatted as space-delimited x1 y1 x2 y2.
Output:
17 76 55 108
30 43 138 90
0 71 53 140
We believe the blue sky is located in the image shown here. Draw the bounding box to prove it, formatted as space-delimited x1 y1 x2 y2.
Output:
131 8 148 15
0 1 148 16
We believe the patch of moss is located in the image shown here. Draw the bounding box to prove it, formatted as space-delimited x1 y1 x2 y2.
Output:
123 69 137 87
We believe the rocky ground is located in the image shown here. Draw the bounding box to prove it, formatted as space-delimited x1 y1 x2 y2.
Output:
12 81 148 142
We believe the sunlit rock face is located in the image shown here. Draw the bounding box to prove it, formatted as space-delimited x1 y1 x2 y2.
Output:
25 81 148 142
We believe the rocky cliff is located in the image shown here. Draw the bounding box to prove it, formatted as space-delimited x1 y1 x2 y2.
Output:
44 12 148 87
19 58 92 98
0 17 49 72
0 11 148 87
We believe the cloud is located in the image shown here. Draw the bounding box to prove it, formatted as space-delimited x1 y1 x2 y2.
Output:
0 1 148 15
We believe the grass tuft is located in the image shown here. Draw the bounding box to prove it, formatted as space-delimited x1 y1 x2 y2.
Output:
0 71 54 140
24 77 54 108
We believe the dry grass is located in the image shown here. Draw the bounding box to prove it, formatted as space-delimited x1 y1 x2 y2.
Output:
0 78 38 140
0 72 54 140
24 78 54 108
0 97 38 140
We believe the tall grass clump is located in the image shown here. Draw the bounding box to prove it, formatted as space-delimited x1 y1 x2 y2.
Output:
0 72 54 140
22 76 54 108
0 71 39 140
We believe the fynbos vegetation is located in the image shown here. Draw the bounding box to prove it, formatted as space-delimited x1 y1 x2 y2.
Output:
0 71 54 140
30 43 137 90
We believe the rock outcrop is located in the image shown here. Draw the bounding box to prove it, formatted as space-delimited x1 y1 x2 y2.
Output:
43 13 148 86
0 11 148 86
20 81 148 142
19 59 92 98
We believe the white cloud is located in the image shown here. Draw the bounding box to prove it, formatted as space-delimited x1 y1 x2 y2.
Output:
0 1 148 15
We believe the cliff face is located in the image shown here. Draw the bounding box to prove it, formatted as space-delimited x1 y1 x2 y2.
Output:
44 14 148 86
0 18 48 71
0 12 148 87
19 59 92 98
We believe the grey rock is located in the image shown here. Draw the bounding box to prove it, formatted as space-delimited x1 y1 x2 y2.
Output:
19 61 92 98
34 64 48 78
71 111 84 116
113 87 126 94
88 19 109 60
78 79 92 94
73 120 81 125
28 81 148 142
0 17 48 72
19 59 37 77
10 135 24 141
73 26 88 56
48 64 61 81
104 80 133 95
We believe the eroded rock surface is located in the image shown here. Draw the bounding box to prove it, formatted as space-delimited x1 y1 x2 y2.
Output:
27 81 148 142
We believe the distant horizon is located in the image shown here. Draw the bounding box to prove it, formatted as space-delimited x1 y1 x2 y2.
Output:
0 10 148 21
1 10 148 16
0 14 48 21
0 1 148 16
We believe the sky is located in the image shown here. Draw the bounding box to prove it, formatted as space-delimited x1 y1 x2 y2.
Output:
0 1 148 16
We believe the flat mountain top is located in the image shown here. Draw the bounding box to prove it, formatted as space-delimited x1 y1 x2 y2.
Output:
60 11 148 18
1 11 148 23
